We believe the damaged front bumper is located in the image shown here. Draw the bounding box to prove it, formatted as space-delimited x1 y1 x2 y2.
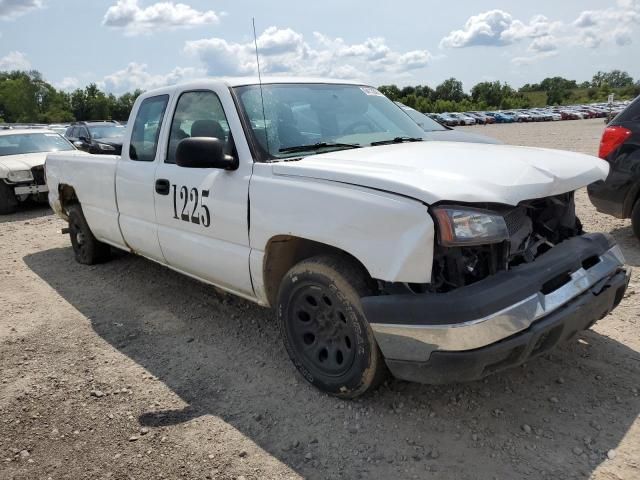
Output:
362 233 630 384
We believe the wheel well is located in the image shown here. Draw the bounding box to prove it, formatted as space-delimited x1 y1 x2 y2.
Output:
58 184 79 213
262 235 373 307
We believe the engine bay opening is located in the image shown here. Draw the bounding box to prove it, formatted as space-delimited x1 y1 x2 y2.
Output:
429 192 582 293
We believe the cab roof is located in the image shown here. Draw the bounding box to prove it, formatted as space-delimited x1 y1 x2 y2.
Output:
140 77 368 98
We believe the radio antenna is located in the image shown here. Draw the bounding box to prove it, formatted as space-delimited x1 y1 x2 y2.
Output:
252 18 270 154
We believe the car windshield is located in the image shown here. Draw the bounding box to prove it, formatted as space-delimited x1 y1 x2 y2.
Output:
234 83 426 160
88 125 125 139
0 132 75 156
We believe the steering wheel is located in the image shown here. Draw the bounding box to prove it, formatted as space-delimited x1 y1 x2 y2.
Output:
341 121 375 135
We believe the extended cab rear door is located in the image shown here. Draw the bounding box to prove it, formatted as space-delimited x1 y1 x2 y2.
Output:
115 94 170 263
152 87 254 297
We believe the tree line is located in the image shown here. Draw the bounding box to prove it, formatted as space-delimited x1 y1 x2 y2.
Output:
1 69 639 124
0 70 141 124
380 70 640 113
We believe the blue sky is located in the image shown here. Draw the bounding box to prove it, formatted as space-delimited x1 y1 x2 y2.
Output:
0 0 639 93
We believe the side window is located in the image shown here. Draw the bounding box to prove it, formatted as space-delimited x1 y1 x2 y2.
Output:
130 95 169 162
79 127 89 139
65 126 74 137
166 90 231 164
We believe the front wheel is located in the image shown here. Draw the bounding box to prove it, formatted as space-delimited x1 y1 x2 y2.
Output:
632 199 640 241
67 204 111 264
277 255 387 398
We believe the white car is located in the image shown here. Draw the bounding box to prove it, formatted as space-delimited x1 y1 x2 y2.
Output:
0 129 75 214
449 113 476 125
45 78 630 398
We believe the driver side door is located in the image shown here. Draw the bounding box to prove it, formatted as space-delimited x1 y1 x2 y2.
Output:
153 89 254 297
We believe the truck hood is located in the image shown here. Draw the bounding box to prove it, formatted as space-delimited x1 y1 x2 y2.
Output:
0 152 47 171
271 142 609 205
423 129 502 145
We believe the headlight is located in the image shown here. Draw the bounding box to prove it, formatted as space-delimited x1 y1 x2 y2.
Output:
97 143 116 151
7 170 34 182
432 206 508 247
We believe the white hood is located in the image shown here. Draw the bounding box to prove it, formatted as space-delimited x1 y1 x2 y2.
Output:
0 152 47 173
271 142 609 205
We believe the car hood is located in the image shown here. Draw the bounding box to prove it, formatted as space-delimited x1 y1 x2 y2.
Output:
0 152 48 171
423 130 502 145
271 142 609 205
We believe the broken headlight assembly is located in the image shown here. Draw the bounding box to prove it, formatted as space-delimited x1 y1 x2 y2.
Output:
432 206 509 247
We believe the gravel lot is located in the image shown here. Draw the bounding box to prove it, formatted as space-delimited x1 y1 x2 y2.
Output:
1 118 639 480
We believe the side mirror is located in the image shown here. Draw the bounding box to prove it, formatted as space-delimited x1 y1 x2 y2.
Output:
73 141 84 148
176 137 238 170
79 136 89 143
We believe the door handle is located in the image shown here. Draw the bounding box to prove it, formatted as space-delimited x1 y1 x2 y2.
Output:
155 179 170 195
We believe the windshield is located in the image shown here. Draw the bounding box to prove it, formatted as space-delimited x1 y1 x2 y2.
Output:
234 83 426 160
399 106 447 132
88 125 125 139
0 132 75 156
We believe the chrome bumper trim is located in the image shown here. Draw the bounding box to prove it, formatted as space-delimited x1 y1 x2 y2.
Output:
371 246 626 362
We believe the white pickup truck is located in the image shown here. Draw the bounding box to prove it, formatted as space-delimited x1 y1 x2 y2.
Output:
46 78 630 398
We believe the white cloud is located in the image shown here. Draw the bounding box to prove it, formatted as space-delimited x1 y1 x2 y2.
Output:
185 27 431 80
440 10 520 48
442 2 640 64
99 62 205 93
440 10 562 49
529 35 558 53
103 0 220 35
511 50 558 66
0 51 31 71
55 77 80 91
572 1 640 49
0 0 43 20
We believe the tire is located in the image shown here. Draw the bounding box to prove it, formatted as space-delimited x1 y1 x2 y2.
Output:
632 199 640 241
277 255 387 398
67 204 111 264
0 181 18 215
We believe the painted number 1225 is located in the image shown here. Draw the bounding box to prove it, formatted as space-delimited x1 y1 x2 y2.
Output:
171 184 211 227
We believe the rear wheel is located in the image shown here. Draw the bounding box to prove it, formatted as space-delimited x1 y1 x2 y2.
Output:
277 255 387 398
632 199 640 241
67 204 111 264
0 181 18 215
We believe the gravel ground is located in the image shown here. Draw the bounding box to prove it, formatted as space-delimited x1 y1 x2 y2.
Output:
1 118 639 480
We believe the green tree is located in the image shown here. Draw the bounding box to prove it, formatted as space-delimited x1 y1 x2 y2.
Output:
434 78 465 102
378 85 401 101
592 70 634 89
538 77 576 105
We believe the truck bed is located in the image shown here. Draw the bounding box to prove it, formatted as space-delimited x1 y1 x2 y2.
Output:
46 151 127 249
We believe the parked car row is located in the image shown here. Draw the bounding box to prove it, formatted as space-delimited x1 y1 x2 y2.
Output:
425 102 630 126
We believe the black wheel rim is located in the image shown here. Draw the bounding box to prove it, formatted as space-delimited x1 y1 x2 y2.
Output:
287 284 357 378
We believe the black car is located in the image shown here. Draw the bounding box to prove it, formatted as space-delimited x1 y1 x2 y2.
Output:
588 95 640 239
65 121 125 155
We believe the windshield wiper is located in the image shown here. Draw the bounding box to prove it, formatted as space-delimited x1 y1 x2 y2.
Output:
370 136 423 146
278 142 361 154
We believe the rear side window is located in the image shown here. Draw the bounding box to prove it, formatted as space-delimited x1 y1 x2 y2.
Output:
614 95 640 123
130 95 169 161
